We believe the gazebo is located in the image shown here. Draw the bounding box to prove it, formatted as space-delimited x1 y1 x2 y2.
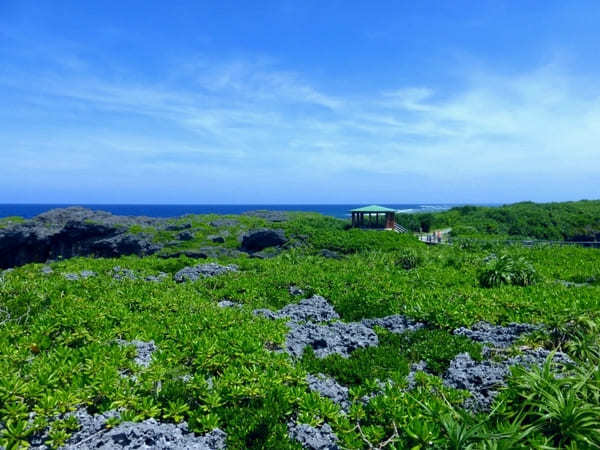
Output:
350 205 397 230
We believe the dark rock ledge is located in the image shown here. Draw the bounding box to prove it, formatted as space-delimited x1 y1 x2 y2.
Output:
0 207 162 269
1 207 295 269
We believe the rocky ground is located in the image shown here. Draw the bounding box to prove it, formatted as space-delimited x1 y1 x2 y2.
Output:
0 207 294 269
0 208 587 449
25 266 574 449
250 294 574 447
29 408 226 450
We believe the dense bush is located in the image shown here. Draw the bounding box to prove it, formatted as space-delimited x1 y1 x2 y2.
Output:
395 212 434 232
398 200 600 240
479 254 539 288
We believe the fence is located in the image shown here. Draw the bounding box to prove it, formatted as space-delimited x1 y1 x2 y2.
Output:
446 238 600 248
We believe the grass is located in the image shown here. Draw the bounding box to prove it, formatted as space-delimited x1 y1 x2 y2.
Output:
1 211 599 448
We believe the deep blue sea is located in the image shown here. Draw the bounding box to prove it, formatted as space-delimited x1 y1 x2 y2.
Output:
0 204 466 219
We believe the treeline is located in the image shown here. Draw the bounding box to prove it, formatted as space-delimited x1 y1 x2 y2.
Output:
396 200 600 241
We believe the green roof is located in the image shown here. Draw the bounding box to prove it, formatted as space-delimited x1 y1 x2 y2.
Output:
350 205 397 213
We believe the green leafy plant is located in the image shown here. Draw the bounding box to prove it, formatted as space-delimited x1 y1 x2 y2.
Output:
395 249 424 270
479 255 538 287
501 356 600 448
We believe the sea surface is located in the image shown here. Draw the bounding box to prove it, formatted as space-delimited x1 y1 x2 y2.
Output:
0 204 466 220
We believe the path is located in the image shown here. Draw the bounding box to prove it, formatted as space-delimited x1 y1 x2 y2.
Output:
417 228 452 244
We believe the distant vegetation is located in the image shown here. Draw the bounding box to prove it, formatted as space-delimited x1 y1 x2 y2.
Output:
396 200 600 240
0 216 25 228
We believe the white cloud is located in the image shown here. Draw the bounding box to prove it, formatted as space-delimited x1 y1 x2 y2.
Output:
1 54 599 202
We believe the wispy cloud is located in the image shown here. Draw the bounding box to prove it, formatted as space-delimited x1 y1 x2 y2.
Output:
1 48 599 202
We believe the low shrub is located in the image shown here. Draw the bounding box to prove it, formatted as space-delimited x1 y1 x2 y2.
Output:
479 255 538 288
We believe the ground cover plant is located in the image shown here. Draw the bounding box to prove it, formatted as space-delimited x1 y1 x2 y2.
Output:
1 209 599 448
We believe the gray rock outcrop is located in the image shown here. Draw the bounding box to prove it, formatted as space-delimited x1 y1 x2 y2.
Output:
217 300 242 308
0 207 162 269
443 353 508 411
249 248 282 259
60 409 226 450
209 219 238 228
240 228 287 252
254 295 340 323
453 322 540 348
163 222 192 231
362 315 425 334
443 349 573 411
286 321 378 358
145 272 168 282
406 361 429 389
112 266 137 281
177 231 195 241
64 270 96 281
289 285 304 296
174 263 238 282
288 422 339 450
306 374 350 412
254 296 381 359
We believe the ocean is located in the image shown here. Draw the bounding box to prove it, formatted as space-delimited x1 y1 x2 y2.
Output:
0 204 460 220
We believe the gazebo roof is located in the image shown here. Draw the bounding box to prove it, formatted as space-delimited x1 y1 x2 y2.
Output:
350 205 397 213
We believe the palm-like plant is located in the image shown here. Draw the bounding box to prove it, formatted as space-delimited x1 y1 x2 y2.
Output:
503 356 600 448
479 255 538 288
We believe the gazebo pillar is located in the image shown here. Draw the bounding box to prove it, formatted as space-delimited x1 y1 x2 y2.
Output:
350 206 397 229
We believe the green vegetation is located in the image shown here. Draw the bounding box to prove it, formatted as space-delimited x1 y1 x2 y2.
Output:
1 209 599 448
0 216 25 228
396 200 600 240
501 359 600 448
478 254 539 288
300 329 483 387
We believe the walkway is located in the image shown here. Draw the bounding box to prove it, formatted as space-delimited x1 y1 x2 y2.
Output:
417 228 452 244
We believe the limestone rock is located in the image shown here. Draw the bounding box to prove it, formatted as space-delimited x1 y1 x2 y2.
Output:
288 422 339 450
240 228 287 252
454 322 541 348
174 263 238 282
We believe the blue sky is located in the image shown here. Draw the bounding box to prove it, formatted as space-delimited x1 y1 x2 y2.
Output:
1 1 599 204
